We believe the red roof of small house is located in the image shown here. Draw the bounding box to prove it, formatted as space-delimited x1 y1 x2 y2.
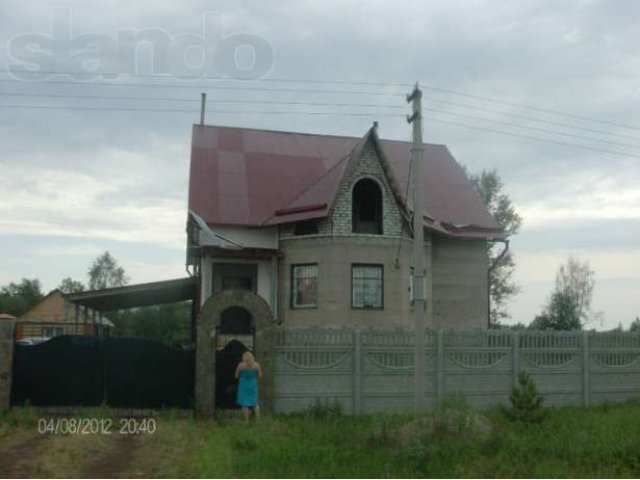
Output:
189 124 503 238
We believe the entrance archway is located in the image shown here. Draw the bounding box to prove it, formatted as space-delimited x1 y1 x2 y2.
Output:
215 306 254 409
195 289 277 418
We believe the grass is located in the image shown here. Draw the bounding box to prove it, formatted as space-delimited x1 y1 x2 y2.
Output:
1 401 640 478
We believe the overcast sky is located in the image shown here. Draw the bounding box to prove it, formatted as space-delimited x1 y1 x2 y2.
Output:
0 0 638 329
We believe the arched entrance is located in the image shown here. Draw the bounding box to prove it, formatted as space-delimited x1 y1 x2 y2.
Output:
215 306 254 409
195 289 277 418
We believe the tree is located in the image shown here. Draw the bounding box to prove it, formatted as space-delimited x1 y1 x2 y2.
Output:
630 317 640 332
530 256 595 331
529 289 582 330
0 278 44 316
555 256 594 324
87 251 129 290
467 169 522 326
112 302 191 345
502 371 546 424
58 277 85 294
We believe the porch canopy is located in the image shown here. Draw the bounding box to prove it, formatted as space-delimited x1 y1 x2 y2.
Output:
67 277 197 312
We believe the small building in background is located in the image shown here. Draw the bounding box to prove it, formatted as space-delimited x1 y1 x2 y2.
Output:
16 289 114 341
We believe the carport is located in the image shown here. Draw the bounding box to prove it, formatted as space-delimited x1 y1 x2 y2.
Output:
67 277 198 341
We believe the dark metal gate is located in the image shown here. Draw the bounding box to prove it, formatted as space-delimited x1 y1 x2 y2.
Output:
215 339 249 409
11 336 194 409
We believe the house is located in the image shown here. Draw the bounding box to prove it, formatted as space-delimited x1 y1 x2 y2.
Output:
186 124 504 333
16 289 114 340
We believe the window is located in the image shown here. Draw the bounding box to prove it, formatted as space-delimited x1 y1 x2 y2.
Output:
213 263 257 293
291 264 318 308
42 326 64 338
352 178 383 234
352 264 384 309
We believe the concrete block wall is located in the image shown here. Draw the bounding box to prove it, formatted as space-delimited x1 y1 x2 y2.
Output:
279 236 425 328
273 327 640 414
431 236 488 328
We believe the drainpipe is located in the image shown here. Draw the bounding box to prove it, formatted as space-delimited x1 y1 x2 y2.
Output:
487 239 509 328
270 255 278 319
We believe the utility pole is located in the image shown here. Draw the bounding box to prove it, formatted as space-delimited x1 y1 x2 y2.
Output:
407 83 426 412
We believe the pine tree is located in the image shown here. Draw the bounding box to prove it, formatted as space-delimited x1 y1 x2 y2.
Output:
503 371 546 424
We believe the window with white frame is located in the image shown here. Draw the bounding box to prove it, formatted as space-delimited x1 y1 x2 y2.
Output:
291 264 318 308
352 264 383 309
42 326 64 338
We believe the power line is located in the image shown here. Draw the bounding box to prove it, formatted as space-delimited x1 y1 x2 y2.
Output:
426 116 640 160
0 77 406 97
1 101 638 160
0 68 412 88
1 69 638 131
422 96 640 142
419 82 640 132
4 90 638 147
0 103 403 117
0 91 406 109
422 106 640 150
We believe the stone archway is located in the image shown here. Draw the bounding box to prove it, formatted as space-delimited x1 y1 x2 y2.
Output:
195 289 277 418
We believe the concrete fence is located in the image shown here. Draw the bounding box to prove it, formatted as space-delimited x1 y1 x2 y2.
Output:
272 327 640 414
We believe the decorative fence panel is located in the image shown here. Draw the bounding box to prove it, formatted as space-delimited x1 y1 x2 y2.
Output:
272 327 640 414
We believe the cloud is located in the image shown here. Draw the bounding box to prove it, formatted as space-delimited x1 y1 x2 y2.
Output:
0 0 639 327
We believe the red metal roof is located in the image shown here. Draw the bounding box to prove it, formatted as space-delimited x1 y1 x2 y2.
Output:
188 124 502 237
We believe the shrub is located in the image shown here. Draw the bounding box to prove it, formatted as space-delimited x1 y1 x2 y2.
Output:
502 371 546 424
304 398 343 419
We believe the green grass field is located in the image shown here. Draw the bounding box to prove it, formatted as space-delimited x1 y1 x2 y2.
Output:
1 400 639 478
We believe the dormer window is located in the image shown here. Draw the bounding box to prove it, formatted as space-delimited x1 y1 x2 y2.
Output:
352 178 383 234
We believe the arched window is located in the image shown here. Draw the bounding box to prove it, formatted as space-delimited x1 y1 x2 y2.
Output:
352 178 383 234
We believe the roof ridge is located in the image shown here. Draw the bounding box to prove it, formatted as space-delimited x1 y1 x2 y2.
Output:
194 123 445 147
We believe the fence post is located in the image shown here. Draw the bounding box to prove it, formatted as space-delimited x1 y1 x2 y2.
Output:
436 329 444 406
353 327 362 415
582 330 590 407
512 330 520 389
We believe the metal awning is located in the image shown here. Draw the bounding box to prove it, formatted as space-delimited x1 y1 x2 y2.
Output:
67 277 197 311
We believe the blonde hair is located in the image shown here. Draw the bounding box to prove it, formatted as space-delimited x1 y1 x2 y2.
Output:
242 351 256 369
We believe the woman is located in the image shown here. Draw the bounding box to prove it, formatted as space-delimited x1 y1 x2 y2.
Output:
234 351 263 421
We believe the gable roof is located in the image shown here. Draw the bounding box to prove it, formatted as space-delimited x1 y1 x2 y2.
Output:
189 124 503 238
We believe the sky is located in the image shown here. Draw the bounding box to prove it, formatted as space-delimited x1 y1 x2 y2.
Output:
0 0 638 329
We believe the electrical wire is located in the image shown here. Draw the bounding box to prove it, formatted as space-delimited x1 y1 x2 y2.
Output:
3 91 638 147
426 116 640 159
418 82 640 132
422 96 640 142
0 77 407 97
2 68 638 131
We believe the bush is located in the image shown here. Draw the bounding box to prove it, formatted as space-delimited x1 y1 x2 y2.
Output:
502 371 546 424
304 398 343 419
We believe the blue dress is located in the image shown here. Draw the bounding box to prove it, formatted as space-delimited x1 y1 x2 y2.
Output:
236 368 259 407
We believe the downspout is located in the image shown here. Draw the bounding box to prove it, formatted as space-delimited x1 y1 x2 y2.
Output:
270 255 278 319
487 239 509 328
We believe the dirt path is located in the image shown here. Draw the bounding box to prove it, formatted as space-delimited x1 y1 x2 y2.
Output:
82 434 143 479
0 431 53 478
